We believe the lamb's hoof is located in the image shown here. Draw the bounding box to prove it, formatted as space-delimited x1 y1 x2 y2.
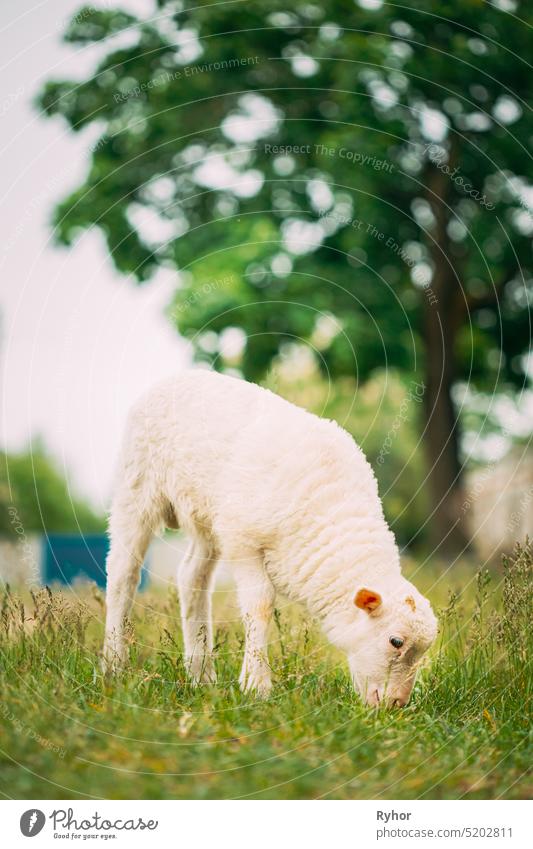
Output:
239 668 272 698
102 645 126 677
188 657 217 686
193 668 217 686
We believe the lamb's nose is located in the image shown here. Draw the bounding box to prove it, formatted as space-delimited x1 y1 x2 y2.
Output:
392 697 407 708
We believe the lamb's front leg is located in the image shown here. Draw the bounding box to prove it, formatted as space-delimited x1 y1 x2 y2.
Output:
234 557 275 697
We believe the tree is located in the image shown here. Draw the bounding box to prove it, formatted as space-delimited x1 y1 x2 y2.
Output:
1 443 105 536
38 0 533 553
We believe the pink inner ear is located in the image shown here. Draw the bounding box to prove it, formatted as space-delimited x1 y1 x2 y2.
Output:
354 588 382 612
405 595 416 612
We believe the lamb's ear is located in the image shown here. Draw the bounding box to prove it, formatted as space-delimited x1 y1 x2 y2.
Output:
354 588 382 614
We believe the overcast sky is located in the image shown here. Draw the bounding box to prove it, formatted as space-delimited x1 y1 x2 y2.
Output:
0 0 190 511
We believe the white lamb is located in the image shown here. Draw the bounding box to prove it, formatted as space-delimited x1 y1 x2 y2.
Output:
103 369 437 707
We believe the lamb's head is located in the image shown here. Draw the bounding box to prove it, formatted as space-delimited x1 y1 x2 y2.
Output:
347 581 437 708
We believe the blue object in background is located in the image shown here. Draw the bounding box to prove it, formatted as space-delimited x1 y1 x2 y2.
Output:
42 534 148 589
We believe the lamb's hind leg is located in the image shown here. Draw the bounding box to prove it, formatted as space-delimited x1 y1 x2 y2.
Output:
234 555 275 697
178 538 217 684
103 511 153 673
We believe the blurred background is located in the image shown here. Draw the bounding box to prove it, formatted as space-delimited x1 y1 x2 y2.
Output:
1 0 532 590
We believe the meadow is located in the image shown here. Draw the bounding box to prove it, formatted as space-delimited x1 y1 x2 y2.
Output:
0 542 531 800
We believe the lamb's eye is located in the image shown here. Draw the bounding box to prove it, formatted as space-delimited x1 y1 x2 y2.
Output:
390 636 404 649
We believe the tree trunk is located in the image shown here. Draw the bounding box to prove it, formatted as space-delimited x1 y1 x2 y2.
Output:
423 154 470 555
422 278 469 555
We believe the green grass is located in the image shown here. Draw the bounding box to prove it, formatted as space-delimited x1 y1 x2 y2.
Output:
0 543 531 800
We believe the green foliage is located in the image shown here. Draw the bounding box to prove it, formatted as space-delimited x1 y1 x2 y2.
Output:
36 0 533 390
0 444 105 536
0 543 531 799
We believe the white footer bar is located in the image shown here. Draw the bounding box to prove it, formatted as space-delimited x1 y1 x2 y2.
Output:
3 799 530 848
